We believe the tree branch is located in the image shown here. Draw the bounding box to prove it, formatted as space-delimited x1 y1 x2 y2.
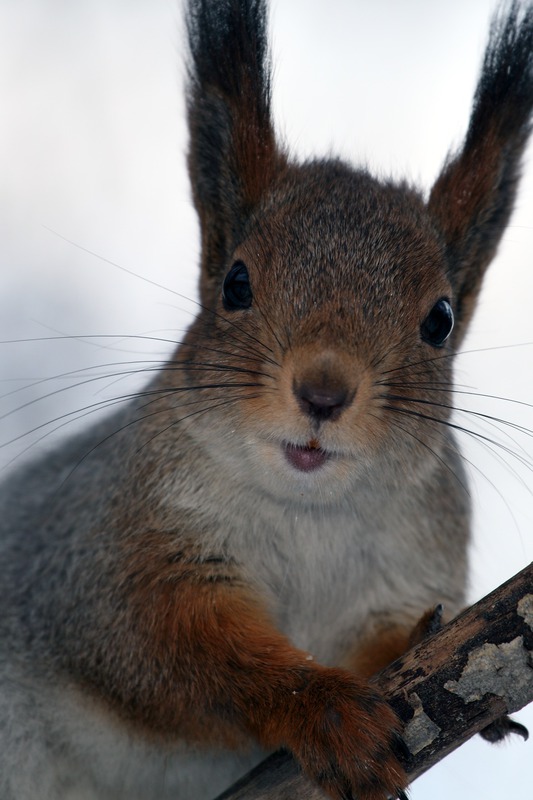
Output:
215 561 533 799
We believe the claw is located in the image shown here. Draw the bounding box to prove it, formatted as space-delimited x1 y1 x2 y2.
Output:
480 715 529 744
425 603 444 636
507 720 529 741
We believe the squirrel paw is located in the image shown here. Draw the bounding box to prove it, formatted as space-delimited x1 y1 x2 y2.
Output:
284 669 408 800
479 715 529 744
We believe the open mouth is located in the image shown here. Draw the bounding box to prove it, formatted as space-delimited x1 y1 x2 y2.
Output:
283 439 330 473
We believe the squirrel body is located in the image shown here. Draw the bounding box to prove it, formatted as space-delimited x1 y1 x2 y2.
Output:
1 2 533 799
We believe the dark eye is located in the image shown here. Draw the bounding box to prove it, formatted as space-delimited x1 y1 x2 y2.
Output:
420 298 454 347
222 261 253 311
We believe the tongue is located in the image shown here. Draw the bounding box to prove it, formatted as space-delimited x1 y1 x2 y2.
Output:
284 443 329 472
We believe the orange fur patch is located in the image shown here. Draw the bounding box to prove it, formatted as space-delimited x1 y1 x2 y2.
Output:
88 530 407 798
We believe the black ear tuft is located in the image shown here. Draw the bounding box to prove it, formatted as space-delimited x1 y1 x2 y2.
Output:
187 0 271 110
429 2 533 343
186 0 284 293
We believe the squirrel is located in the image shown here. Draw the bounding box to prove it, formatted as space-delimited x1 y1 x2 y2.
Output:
1 1 533 799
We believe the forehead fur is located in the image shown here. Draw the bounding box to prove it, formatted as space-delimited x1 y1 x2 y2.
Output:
244 160 448 323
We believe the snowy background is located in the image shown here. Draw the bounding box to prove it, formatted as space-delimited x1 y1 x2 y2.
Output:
0 1 532 797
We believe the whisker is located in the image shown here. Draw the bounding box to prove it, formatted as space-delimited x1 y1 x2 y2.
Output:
370 331 414 372
0 332 278 371
251 296 286 355
135 394 263 454
381 391 533 476
23 318 187 356
0 332 181 349
382 406 530 526
53 393 262 494
382 393 533 441
137 387 267 415
379 381 533 413
186 324 280 369
379 340 533 377
247 217 289 355
0 381 264 450
382 405 533 475
392 413 523 523
0 356 271 421
134 382 269 415
0 367 166 426
0 359 171 404
44 229 281 366
368 410 470 495
0 396 133 473
184 332 280 368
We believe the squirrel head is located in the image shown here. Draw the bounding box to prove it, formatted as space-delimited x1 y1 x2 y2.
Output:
178 0 533 500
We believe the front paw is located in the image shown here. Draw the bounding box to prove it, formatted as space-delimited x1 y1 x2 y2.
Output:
282 668 408 800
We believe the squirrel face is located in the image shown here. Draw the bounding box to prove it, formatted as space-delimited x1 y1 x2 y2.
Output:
180 1 533 510
178 163 454 502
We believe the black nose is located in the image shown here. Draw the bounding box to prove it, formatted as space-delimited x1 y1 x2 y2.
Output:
295 381 352 422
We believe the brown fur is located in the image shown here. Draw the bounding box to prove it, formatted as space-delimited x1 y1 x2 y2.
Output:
86 527 408 798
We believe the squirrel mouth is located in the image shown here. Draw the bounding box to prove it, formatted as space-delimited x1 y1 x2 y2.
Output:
283 439 330 472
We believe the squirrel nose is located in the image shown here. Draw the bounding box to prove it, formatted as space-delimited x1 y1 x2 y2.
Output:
294 381 353 422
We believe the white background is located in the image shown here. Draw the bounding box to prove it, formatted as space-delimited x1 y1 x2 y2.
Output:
0 1 532 798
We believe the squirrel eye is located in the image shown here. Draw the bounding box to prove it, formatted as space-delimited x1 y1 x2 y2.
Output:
420 298 454 347
222 261 253 311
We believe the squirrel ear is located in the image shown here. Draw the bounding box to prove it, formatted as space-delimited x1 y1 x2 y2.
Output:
186 0 284 290
428 3 533 344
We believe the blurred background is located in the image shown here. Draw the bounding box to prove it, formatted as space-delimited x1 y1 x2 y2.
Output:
0 1 532 797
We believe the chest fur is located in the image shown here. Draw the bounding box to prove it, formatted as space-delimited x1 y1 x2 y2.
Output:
216 487 427 664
